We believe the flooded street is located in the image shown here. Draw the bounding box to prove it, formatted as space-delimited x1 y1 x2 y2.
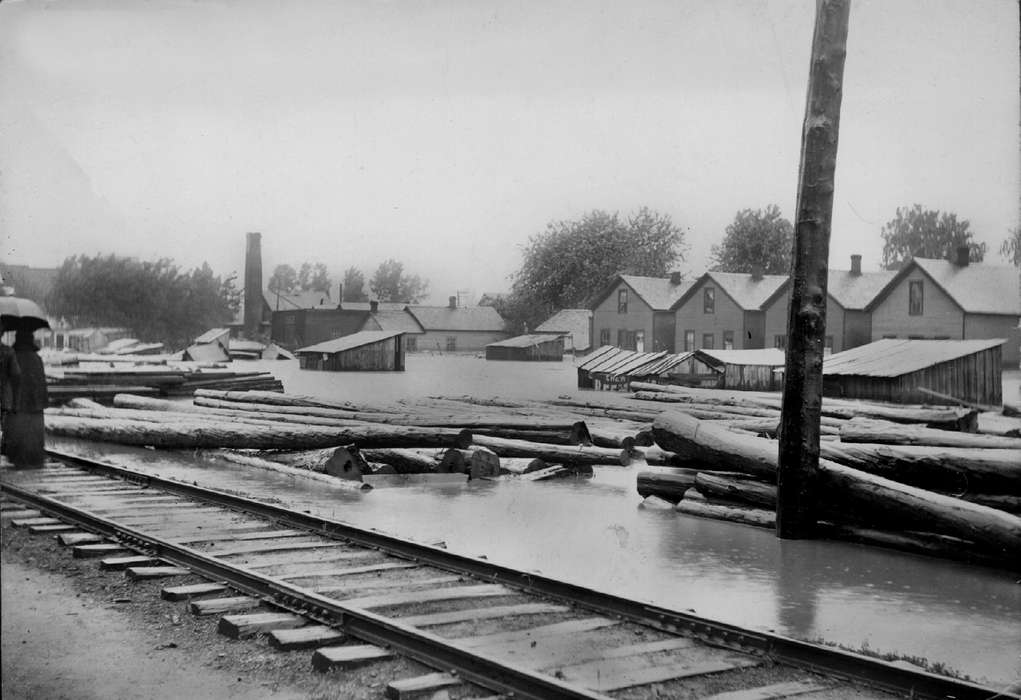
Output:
40 355 1021 687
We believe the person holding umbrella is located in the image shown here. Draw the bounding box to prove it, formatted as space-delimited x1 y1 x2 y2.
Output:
0 319 20 460
0 297 49 468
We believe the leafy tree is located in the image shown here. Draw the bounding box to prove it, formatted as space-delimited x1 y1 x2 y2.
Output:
1000 227 1021 268
297 262 331 293
369 259 429 303
342 267 369 302
709 205 793 274
505 207 687 332
267 264 298 293
880 205 986 270
48 254 240 350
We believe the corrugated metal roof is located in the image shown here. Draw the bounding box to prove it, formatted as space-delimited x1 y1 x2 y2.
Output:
535 309 592 350
577 345 623 370
697 348 786 366
620 275 692 310
624 351 696 377
487 333 563 348
296 330 405 355
911 258 1020 314
579 347 640 373
822 338 1006 378
406 305 506 332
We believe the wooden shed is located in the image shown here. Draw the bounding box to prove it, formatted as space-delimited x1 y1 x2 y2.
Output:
485 333 565 361
694 348 786 392
296 330 406 372
822 338 1003 406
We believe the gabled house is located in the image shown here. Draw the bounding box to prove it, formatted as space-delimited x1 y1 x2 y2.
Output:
535 309 592 354
589 273 690 353
761 255 895 353
671 271 787 351
865 250 1020 365
406 297 509 352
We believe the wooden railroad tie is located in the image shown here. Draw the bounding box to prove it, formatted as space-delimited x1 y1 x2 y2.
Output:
217 611 307 639
268 625 346 651
311 644 393 672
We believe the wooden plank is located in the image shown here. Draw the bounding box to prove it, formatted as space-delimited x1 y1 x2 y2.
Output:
162 582 230 601
341 584 512 610
100 555 161 571
176 529 307 544
500 636 698 671
190 596 261 616
558 655 760 691
314 575 461 596
278 562 419 580
72 543 130 559
455 618 619 650
268 625 346 651
217 612 306 639
311 644 393 672
245 551 381 572
11 517 62 528
58 532 105 546
399 603 570 628
208 541 347 557
28 523 77 534
702 681 830 700
125 565 191 580
386 672 461 699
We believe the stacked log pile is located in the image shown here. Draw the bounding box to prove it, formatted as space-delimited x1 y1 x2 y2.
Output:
46 364 284 404
631 383 1021 570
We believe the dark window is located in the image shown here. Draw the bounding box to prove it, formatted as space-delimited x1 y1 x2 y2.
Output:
882 334 897 339
702 333 714 349
703 287 715 314
599 328 611 346
909 280 923 315
774 334 787 349
684 330 695 351
617 329 637 350
405 336 417 351
618 288 628 314
446 336 457 351
723 330 734 350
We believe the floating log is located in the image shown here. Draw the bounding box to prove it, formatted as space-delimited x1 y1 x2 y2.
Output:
675 491 776 529
46 414 473 450
694 472 777 508
211 451 371 490
636 467 699 503
635 446 683 467
651 411 1021 559
469 435 630 466
263 446 368 480
462 447 501 479
815 523 1009 570
518 465 574 481
958 494 1021 515
499 457 547 475
977 412 1021 438
839 418 1021 449
359 448 442 474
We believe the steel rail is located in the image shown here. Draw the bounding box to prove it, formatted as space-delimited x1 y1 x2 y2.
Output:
5 448 1013 700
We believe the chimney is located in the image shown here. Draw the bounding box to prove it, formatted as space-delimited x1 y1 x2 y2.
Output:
243 232 263 338
955 245 970 266
670 271 682 285
850 254 862 276
750 264 764 280
448 295 457 309
370 300 378 313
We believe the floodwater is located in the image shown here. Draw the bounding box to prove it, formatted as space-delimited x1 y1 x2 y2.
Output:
38 355 1021 687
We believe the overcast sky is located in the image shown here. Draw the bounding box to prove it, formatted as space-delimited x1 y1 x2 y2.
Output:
1 0 1017 304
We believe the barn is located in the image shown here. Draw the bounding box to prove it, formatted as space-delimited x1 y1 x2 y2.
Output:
296 330 406 372
485 334 565 361
822 338 1003 406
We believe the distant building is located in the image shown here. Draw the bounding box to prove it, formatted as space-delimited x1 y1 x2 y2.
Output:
535 309 592 354
296 330 406 372
589 273 690 353
865 251 1020 366
485 334 565 361
671 271 787 352
406 297 509 352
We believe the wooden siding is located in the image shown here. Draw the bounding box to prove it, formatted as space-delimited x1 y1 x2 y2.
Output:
592 281 655 351
674 280 749 350
871 271 962 340
763 289 847 352
963 314 1020 366
486 337 564 361
414 330 509 352
823 345 1002 405
298 336 404 371
724 363 782 391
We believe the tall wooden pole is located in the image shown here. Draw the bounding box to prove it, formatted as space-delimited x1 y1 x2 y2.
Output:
777 0 851 539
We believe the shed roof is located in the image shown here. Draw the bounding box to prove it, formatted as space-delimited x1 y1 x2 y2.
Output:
194 328 230 344
406 305 506 332
296 330 405 355
487 333 563 349
869 258 1021 315
674 272 788 311
697 348 786 367
822 338 1005 378
371 309 425 334
535 309 592 350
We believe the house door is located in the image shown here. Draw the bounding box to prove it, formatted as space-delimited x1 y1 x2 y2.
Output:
635 330 645 352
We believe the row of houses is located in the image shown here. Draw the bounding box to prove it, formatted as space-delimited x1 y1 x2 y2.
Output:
590 250 1021 365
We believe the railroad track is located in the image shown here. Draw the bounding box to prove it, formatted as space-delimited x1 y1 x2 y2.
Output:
0 450 1010 700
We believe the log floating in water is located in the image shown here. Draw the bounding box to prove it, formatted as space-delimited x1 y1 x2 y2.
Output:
359 448 442 474
211 451 371 490
694 472 777 508
675 491 776 529
636 467 699 503
839 418 1021 450
499 457 548 475
469 435 630 466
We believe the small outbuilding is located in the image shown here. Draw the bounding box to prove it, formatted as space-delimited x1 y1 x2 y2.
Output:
296 330 406 372
694 348 787 392
485 334 565 361
822 338 1004 406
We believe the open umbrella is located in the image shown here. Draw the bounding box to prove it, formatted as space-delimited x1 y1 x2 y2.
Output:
0 296 50 332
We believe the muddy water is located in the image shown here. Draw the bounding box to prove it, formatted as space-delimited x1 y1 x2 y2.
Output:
38 356 1021 686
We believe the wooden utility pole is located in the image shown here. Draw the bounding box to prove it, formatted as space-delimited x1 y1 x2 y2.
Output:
777 0 851 539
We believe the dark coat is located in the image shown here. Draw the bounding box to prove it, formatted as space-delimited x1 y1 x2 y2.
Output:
0 343 19 411
12 339 47 412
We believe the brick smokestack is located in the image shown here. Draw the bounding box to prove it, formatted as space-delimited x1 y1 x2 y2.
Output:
850 254 861 276
244 232 263 338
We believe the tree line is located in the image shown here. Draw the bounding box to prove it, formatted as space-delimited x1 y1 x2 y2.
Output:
267 259 428 305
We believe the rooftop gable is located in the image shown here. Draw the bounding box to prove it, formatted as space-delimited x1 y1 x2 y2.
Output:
761 268 896 312
296 330 404 354
406 305 506 332
866 257 1021 315
673 271 787 311
589 274 691 311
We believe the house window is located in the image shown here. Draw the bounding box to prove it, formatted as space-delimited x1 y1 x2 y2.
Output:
723 330 734 350
618 288 628 314
909 280 924 315
703 287 715 314
684 330 695 352
774 335 787 349
599 328 611 346
702 333 714 349
446 336 457 351
617 329 637 350
405 336 417 351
